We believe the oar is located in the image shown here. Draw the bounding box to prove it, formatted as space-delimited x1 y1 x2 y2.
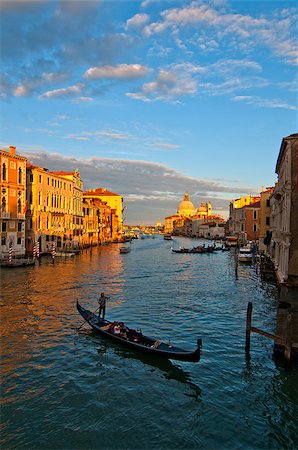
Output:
77 306 100 331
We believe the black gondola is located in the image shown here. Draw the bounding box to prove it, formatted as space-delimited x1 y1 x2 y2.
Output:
77 301 202 362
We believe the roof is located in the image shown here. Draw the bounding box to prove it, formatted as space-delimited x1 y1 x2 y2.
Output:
276 133 298 174
83 188 120 197
244 201 260 208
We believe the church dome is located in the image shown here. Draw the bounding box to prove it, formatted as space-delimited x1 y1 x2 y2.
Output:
178 193 195 216
198 202 208 213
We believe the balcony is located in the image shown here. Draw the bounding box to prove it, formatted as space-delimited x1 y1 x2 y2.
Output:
17 213 25 220
0 212 10 219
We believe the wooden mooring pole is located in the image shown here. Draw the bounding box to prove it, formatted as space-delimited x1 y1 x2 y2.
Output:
245 302 292 361
245 302 252 354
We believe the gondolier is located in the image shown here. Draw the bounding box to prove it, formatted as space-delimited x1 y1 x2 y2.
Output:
77 301 202 362
98 292 109 320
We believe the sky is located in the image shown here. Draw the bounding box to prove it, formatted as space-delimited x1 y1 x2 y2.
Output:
0 0 297 225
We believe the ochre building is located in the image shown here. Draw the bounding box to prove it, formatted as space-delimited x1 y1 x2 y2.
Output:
0 146 27 258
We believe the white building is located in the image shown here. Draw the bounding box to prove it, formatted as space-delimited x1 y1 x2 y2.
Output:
270 133 298 286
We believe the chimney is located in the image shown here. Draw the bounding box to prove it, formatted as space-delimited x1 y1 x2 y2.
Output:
9 146 16 155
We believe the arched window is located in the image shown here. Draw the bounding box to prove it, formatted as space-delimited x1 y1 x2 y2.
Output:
1 197 6 212
18 168 22 184
2 164 7 181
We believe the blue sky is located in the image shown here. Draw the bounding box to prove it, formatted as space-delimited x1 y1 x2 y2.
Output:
1 0 297 225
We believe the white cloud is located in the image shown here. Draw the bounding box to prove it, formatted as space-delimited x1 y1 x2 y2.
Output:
14 84 28 97
143 3 297 65
233 95 297 110
126 13 149 29
127 65 198 102
72 96 93 103
39 83 84 99
20 149 259 223
83 64 150 80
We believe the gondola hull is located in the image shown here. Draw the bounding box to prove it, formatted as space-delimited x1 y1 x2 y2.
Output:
77 301 201 362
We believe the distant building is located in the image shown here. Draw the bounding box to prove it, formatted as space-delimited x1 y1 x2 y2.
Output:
229 195 260 244
164 193 224 237
177 192 196 217
259 187 275 252
83 188 123 242
270 133 298 286
0 146 27 258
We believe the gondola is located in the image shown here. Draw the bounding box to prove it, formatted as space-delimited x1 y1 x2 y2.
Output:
77 301 201 362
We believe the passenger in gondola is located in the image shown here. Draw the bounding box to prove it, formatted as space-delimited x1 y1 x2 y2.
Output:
113 323 121 335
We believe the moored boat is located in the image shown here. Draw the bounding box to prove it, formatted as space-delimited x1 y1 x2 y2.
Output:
164 234 172 240
119 246 131 254
77 301 202 362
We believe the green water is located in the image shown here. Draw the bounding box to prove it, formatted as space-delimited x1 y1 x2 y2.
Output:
1 237 297 449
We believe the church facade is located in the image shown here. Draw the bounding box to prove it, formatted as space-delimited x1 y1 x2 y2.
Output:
164 192 224 237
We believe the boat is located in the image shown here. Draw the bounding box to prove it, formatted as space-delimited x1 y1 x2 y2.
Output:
164 234 172 240
171 245 214 254
0 257 36 268
238 245 253 263
119 246 131 254
54 250 78 257
77 301 202 362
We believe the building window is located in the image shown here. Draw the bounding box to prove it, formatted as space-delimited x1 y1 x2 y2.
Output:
18 222 22 231
17 237 21 245
30 174 33 182
17 199 21 213
18 168 22 184
48 177 50 185
253 211 257 220
266 199 270 207
2 222 7 232
38 192 41 205
2 163 7 181
266 217 270 226
253 224 257 232
39 175 42 183
1 237 6 246
1 197 6 212
29 192 32 204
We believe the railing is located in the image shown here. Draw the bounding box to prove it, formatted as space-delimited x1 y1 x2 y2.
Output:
1 211 10 219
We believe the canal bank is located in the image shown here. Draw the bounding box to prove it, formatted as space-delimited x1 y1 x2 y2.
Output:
1 237 297 449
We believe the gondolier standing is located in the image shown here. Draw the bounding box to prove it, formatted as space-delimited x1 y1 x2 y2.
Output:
98 292 109 320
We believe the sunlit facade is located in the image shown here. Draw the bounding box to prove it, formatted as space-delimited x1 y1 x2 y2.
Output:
26 165 83 253
0 146 27 258
83 188 123 242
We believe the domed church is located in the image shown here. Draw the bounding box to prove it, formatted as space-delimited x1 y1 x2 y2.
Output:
177 192 196 217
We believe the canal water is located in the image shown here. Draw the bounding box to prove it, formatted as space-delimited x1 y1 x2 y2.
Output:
1 236 297 449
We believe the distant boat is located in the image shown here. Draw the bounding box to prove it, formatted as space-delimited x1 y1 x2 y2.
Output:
119 246 131 254
54 250 78 257
164 234 172 240
0 257 36 268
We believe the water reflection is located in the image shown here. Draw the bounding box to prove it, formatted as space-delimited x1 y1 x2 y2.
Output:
82 328 201 399
1 236 298 450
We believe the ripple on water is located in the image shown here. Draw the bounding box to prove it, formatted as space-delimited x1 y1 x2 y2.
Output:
1 239 297 450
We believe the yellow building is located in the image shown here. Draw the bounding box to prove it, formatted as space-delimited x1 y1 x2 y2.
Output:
178 193 196 217
82 199 101 247
26 165 83 254
0 146 27 258
83 188 123 241
259 187 274 251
